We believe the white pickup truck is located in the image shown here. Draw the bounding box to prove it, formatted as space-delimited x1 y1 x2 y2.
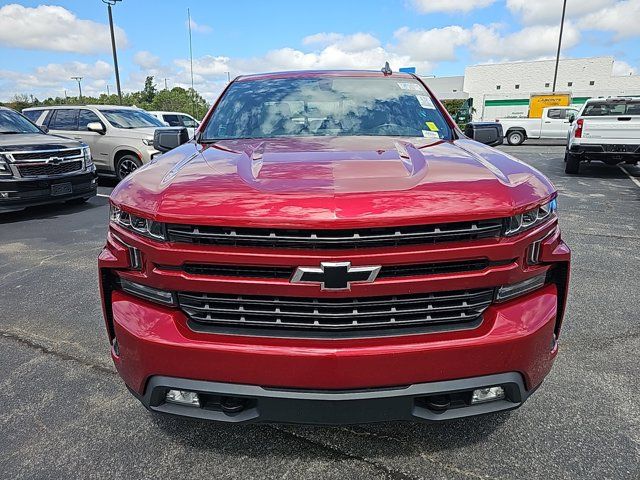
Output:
565 97 640 174
498 106 580 145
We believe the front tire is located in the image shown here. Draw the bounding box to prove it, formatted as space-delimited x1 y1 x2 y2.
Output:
116 154 142 181
507 130 525 146
565 152 581 174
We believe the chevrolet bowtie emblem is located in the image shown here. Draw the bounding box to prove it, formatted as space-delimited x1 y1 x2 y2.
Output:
291 262 381 291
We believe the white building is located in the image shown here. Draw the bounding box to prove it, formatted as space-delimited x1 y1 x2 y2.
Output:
424 56 640 120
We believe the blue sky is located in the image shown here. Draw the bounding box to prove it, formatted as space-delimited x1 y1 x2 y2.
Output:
1 0 638 101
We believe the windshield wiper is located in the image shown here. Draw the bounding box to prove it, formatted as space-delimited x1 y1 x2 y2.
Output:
0 131 26 134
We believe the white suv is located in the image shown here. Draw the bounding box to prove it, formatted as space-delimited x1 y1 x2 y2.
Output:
148 111 199 138
23 105 167 181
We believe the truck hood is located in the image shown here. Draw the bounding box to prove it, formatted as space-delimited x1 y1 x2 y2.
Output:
0 133 83 151
111 136 555 227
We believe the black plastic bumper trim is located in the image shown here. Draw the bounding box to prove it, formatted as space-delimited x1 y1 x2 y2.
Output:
134 372 531 424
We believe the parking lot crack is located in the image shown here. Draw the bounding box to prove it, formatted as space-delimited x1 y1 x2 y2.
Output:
0 330 116 377
269 425 421 479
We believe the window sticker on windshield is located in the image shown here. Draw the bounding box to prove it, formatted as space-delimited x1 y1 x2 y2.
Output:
422 130 440 138
397 82 421 91
416 95 435 109
425 121 439 131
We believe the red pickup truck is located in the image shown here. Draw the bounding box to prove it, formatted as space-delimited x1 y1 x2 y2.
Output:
99 69 570 424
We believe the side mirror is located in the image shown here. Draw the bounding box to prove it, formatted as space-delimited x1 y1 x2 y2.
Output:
153 127 189 153
568 114 576 124
464 122 504 147
87 122 106 134
39 125 49 134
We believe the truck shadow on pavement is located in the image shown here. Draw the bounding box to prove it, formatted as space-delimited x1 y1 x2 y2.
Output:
0 196 108 224
149 409 511 457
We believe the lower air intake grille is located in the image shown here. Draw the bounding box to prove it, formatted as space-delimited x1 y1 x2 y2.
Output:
178 288 494 334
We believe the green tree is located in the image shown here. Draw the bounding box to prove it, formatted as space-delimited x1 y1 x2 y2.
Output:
141 76 157 104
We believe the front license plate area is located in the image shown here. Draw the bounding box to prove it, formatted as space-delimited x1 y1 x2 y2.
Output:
51 182 72 196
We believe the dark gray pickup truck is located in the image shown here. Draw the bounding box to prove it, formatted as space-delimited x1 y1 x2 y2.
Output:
0 106 97 213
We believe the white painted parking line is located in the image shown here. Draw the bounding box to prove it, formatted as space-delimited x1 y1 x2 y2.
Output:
619 165 640 189
96 193 111 198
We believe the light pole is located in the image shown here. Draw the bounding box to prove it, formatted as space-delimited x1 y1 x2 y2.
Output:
102 0 123 104
71 76 83 102
552 0 567 93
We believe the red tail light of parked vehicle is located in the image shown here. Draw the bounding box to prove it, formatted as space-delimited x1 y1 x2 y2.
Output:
99 69 570 424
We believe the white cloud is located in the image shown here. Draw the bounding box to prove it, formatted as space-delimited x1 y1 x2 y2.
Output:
186 18 212 34
579 0 640 39
133 51 162 70
393 26 471 62
0 60 114 99
0 4 128 54
302 32 380 52
506 0 610 25
470 22 581 61
411 0 495 13
612 60 637 76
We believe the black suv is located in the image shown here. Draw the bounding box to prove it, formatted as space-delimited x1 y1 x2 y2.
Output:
0 106 97 213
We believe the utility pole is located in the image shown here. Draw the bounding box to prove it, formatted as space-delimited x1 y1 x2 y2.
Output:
187 8 196 117
164 78 168 90
226 71 230 83
552 0 567 93
103 0 123 104
71 76 83 102
106 84 110 96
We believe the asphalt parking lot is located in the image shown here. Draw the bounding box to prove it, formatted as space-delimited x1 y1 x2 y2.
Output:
1 144 639 479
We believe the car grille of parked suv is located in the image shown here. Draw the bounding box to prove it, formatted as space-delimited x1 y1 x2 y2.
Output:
166 219 504 249
177 288 494 334
17 160 83 177
11 148 81 161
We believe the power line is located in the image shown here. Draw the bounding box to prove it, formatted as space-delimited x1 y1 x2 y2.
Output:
187 8 196 117
71 76 83 102
552 0 568 93
102 0 123 104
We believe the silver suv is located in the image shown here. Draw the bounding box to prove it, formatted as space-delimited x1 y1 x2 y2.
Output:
23 105 165 181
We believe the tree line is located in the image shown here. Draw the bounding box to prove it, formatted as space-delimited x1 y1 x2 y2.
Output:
2 76 211 120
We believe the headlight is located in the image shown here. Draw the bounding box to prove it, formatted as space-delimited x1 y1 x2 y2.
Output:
504 199 557 236
110 204 166 241
82 146 93 168
0 154 12 177
142 138 154 146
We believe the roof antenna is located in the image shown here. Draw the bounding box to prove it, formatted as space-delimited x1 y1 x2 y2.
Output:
381 61 392 76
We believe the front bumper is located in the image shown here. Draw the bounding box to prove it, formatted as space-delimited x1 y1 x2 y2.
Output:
106 283 560 423
135 372 531 424
0 170 97 212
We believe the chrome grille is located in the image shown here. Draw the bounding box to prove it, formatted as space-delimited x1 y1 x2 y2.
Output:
17 160 83 177
167 219 504 249
11 148 81 161
174 259 493 279
178 289 494 332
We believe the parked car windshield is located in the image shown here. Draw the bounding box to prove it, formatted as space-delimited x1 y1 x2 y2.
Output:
100 109 164 129
0 109 42 134
582 100 640 116
202 76 452 140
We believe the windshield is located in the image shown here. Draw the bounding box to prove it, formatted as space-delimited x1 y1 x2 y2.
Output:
101 109 164 129
0 109 42 134
202 76 452 140
582 100 640 116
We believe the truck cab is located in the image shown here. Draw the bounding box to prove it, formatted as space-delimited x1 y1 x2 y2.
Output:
499 106 580 145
